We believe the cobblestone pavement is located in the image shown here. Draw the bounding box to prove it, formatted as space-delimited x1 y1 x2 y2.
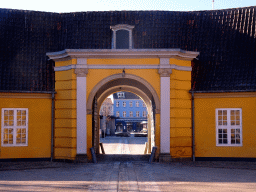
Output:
0 160 256 191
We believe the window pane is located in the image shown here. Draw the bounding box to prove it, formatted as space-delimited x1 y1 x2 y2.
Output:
116 30 129 49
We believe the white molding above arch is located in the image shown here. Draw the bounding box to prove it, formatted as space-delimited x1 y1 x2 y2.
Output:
86 73 160 114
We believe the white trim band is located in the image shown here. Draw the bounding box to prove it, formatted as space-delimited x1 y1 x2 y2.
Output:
54 64 192 71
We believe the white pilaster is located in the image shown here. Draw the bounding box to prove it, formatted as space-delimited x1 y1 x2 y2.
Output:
75 68 88 154
159 59 172 154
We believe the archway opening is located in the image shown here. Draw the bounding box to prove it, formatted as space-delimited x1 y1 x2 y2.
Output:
99 92 150 155
87 73 160 157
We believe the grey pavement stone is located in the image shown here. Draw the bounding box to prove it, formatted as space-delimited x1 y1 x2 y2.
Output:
0 161 256 191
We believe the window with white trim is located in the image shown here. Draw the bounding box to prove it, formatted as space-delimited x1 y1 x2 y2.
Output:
110 24 134 49
123 111 126 117
123 102 126 107
143 111 147 117
1 108 28 146
129 111 133 117
116 111 119 117
216 108 242 146
136 111 140 117
136 101 139 107
116 102 119 107
129 101 133 107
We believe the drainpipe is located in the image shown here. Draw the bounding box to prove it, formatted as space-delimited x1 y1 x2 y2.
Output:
191 90 195 162
51 92 55 162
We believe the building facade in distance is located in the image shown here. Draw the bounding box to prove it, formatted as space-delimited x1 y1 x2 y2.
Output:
113 92 147 133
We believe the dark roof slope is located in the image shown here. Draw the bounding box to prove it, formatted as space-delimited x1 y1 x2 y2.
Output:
1 7 256 92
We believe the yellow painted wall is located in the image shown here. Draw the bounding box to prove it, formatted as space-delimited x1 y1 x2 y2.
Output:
0 94 52 159
194 94 256 158
170 69 192 158
55 69 77 160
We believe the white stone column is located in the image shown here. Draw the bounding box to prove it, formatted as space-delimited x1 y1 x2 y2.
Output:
75 68 88 155
159 58 172 156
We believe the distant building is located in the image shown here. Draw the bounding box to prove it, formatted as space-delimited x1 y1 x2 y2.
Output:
113 92 147 132
100 98 115 136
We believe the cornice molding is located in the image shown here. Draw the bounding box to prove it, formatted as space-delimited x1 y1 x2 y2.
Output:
194 92 256 98
158 68 172 77
47 49 199 61
54 64 192 72
0 93 52 99
75 68 88 77
110 24 135 31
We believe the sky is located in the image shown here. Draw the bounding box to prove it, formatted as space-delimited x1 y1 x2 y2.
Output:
1 0 256 13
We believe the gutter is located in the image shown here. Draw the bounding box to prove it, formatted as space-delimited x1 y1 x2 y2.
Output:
51 92 56 162
0 90 55 94
191 90 195 162
191 89 256 93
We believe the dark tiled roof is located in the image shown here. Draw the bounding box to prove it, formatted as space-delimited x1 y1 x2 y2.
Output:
1 7 256 92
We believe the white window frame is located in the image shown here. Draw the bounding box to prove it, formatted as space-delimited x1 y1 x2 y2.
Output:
1 108 28 147
136 111 140 117
116 102 119 107
123 111 126 117
216 108 242 146
123 102 126 107
110 24 134 49
129 101 133 107
143 111 147 117
129 111 133 117
136 101 139 107
116 111 119 117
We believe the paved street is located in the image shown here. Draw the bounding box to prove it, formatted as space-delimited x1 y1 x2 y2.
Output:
100 135 147 154
0 136 256 191
0 161 256 191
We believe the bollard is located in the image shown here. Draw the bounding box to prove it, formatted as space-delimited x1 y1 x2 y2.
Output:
149 146 157 163
90 147 97 163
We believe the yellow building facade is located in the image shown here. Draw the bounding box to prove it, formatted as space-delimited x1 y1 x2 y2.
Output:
0 93 52 159
48 49 199 161
194 92 256 159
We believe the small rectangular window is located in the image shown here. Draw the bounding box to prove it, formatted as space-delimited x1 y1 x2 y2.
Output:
136 111 140 117
123 102 126 107
129 101 133 107
116 102 119 107
129 111 133 117
216 108 242 146
2 108 28 146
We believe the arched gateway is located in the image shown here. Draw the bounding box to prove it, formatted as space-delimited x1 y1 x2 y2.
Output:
47 49 199 162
